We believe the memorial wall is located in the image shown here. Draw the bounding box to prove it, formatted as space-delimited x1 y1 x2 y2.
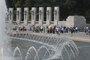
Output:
7 7 86 30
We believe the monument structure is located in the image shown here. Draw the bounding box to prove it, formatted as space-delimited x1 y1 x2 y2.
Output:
31 7 36 25
39 7 44 25
24 8 29 25
9 8 13 24
66 16 86 28
54 7 59 25
7 8 14 31
6 7 86 32
46 7 52 25
16 8 21 24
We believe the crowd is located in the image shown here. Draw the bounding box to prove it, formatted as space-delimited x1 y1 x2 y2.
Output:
12 25 90 35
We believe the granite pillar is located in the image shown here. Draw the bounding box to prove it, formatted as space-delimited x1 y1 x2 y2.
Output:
39 7 44 25
16 8 21 24
24 8 29 25
9 8 13 24
54 7 59 26
46 7 52 25
31 7 36 25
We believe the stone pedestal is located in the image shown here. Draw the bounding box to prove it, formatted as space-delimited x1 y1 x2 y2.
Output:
39 7 44 25
66 16 86 28
9 8 13 24
31 7 36 25
46 7 52 25
16 8 21 24
24 8 29 25
54 7 59 26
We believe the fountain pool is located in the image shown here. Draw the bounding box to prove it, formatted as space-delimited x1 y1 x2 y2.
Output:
10 34 79 60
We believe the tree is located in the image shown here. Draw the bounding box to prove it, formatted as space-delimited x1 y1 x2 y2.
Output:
15 0 21 8
6 0 14 8
24 0 31 8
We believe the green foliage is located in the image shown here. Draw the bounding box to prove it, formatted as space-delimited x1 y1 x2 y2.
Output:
24 0 31 8
63 0 76 8
15 0 21 8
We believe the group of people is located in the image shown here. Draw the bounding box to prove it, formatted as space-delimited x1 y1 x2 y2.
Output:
12 25 90 35
13 26 26 31
30 25 81 34
47 25 80 35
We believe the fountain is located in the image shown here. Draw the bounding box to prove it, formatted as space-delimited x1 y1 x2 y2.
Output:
25 46 39 60
0 0 79 60
10 34 79 60
0 0 13 60
13 47 22 60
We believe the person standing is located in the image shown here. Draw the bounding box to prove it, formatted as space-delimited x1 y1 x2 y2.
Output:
40 25 43 33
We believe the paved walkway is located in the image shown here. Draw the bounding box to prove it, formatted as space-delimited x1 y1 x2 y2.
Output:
11 31 90 42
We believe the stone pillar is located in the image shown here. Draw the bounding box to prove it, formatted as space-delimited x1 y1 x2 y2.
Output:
16 8 21 24
39 7 44 25
46 7 52 25
54 7 59 26
9 8 13 24
24 8 29 25
31 7 36 25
